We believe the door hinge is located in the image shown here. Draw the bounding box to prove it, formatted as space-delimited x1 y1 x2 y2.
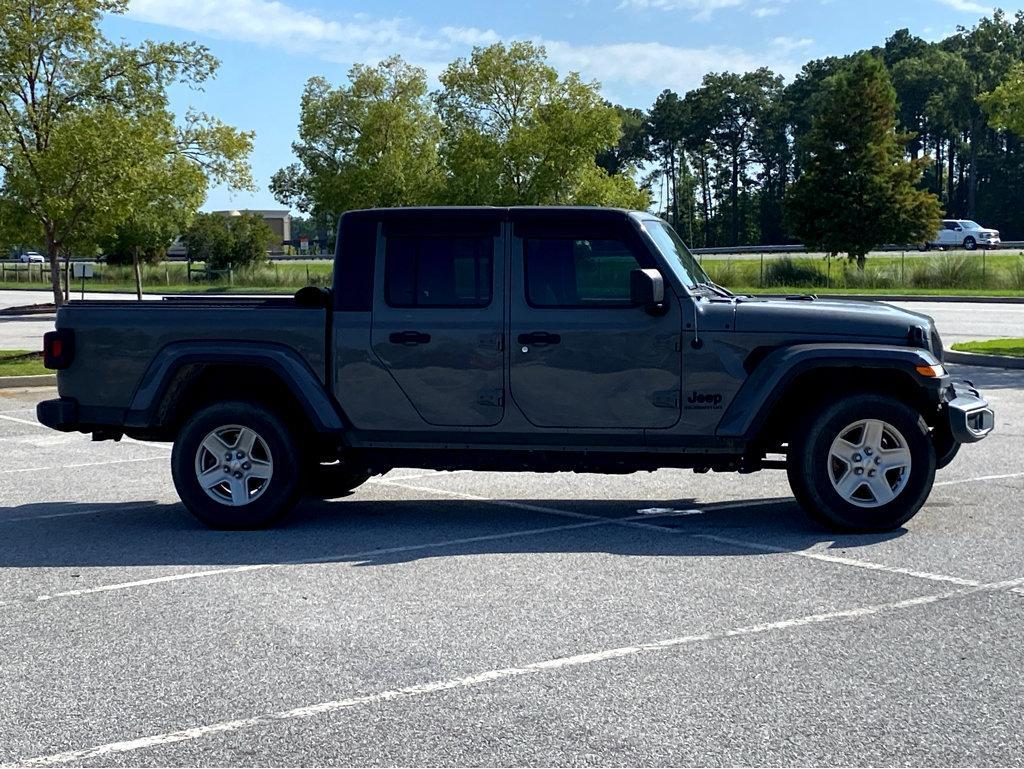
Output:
653 390 680 409
479 333 504 351
477 388 505 407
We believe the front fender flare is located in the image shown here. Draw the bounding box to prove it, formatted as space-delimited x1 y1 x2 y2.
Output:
716 343 941 440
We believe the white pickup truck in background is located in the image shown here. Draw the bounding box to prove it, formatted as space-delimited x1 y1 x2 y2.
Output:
928 219 1001 250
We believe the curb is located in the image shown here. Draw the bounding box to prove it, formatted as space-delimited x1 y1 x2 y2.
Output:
0 374 57 388
946 350 1024 369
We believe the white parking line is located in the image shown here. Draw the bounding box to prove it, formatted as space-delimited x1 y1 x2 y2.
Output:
695 533 982 587
8 511 688 606
13 574 1024 767
0 456 166 474
0 413 171 451
934 471 1024 486
0 413 47 427
0 502 163 525
379 480 718 534
378 480 997 592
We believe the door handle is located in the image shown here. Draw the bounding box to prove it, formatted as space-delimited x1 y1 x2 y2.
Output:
518 331 561 346
389 330 431 346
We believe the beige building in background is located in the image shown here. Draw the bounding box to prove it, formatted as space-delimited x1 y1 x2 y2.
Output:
213 209 292 247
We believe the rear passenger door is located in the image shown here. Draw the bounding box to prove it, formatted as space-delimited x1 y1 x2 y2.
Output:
370 213 505 427
508 213 682 430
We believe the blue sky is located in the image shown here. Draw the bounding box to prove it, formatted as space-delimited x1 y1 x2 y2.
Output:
104 0 1021 212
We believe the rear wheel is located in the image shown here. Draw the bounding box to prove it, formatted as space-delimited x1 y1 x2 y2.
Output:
172 400 301 529
787 395 936 532
963 236 977 250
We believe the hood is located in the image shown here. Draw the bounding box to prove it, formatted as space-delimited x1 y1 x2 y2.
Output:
733 296 932 341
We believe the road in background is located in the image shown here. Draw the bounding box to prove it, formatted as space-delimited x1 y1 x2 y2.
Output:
3 290 1021 350
0 364 1022 765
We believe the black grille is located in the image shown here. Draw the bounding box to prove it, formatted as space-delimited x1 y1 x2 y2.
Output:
931 327 944 362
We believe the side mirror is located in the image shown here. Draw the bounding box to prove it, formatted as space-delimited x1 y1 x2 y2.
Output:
630 268 666 314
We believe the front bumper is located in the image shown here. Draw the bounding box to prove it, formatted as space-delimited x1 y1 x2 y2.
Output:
945 381 994 443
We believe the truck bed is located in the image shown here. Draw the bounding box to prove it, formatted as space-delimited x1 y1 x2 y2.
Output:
55 298 328 412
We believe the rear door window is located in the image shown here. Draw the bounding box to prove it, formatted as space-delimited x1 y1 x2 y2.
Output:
385 236 493 308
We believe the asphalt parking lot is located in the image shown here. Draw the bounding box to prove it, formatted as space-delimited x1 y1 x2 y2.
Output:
1 365 1023 766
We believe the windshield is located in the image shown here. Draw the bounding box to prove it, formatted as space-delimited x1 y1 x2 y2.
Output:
639 219 709 290
961 221 981 229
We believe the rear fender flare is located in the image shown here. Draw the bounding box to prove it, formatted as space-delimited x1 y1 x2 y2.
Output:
124 341 345 433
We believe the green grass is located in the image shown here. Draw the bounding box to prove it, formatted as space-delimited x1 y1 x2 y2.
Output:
951 338 1024 358
2 251 1023 296
0 260 333 293
0 350 46 377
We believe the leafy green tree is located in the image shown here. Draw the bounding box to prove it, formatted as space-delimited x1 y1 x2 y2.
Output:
271 56 443 219
0 0 253 305
100 150 206 298
436 42 647 208
979 62 1024 135
787 55 941 268
182 212 274 271
596 104 650 176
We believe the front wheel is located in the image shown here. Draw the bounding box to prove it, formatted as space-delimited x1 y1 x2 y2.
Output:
171 400 301 529
787 395 936 532
963 236 977 250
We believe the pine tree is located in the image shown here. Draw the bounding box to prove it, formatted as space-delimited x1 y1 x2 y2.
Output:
786 54 941 268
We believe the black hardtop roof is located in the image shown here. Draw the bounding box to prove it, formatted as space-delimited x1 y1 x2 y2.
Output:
340 206 646 222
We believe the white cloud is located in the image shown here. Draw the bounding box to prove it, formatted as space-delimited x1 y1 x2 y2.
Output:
770 36 814 51
618 0 791 19
125 0 803 103
543 39 797 94
616 0 743 20
126 0 476 70
934 0 991 12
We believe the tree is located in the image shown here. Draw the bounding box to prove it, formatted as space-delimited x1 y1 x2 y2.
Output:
692 69 782 246
646 90 688 230
0 0 253 306
182 212 274 271
436 42 647 208
979 62 1024 135
100 148 206 298
596 104 649 176
271 56 443 219
786 55 941 268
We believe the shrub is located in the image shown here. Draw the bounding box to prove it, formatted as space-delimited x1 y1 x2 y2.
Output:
763 257 828 287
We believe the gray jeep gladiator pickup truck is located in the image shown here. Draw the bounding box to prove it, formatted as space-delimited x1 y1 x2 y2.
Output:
37 207 994 531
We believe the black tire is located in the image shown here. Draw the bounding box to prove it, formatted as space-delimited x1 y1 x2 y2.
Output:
171 400 301 529
963 236 977 250
787 395 936 532
305 460 374 500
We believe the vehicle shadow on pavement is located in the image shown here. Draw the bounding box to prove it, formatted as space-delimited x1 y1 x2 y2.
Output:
0 495 905 568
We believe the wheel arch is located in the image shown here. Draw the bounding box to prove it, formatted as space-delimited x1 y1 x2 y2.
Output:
718 344 942 447
124 341 346 441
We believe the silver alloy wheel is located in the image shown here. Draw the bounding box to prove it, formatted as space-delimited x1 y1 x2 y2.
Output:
194 424 274 507
827 419 912 508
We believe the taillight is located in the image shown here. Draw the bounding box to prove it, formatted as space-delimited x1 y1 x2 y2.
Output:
43 329 75 369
